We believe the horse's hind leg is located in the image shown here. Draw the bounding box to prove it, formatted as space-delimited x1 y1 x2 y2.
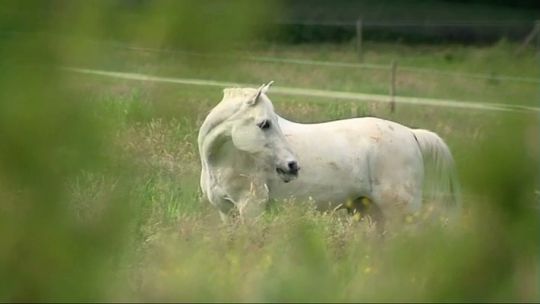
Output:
371 181 422 223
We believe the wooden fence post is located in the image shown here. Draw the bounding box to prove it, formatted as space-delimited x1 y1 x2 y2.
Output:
356 17 363 61
536 20 540 54
517 20 540 54
390 60 397 113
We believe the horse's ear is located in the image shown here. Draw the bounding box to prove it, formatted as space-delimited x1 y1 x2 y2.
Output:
248 81 274 106
263 81 274 93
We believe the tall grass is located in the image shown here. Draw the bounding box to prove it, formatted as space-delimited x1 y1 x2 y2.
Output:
53 84 538 301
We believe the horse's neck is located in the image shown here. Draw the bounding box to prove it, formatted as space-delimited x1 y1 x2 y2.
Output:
201 128 269 205
277 115 301 130
277 116 291 125
201 124 264 181
211 141 256 173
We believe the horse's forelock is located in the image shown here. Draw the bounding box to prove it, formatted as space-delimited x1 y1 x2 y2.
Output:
223 88 258 101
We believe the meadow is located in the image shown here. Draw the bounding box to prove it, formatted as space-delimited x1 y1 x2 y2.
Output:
0 9 539 297
30 40 535 301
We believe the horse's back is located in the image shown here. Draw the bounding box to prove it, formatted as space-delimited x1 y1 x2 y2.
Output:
280 116 420 155
281 116 413 135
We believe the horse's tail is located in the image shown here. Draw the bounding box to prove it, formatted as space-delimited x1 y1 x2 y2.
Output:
412 129 461 213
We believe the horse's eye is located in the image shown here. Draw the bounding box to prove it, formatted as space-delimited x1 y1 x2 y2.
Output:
258 120 271 130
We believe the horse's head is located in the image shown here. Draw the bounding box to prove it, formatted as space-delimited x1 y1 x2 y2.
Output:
227 82 299 183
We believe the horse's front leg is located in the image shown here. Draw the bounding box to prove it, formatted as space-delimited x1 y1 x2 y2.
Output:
236 180 270 221
207 194 238 223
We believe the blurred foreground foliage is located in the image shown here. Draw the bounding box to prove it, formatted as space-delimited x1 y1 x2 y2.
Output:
0 1 275 301
0 1 538 302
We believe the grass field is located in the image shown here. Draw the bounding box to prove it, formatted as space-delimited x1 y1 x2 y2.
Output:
35 40 536 301
1 36 539 301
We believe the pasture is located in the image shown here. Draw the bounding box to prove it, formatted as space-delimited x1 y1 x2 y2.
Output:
29 41 536 301
2 1 540 301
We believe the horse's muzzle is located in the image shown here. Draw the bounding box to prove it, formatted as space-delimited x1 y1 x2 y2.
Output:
276 161 300 183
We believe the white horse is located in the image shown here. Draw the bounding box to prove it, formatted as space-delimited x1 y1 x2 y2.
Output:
198 82 460 223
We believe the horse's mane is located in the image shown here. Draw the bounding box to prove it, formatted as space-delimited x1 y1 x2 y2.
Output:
198 88 258 159
222 88 257 100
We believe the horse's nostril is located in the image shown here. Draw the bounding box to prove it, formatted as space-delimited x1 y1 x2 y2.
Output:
288 161 299 172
